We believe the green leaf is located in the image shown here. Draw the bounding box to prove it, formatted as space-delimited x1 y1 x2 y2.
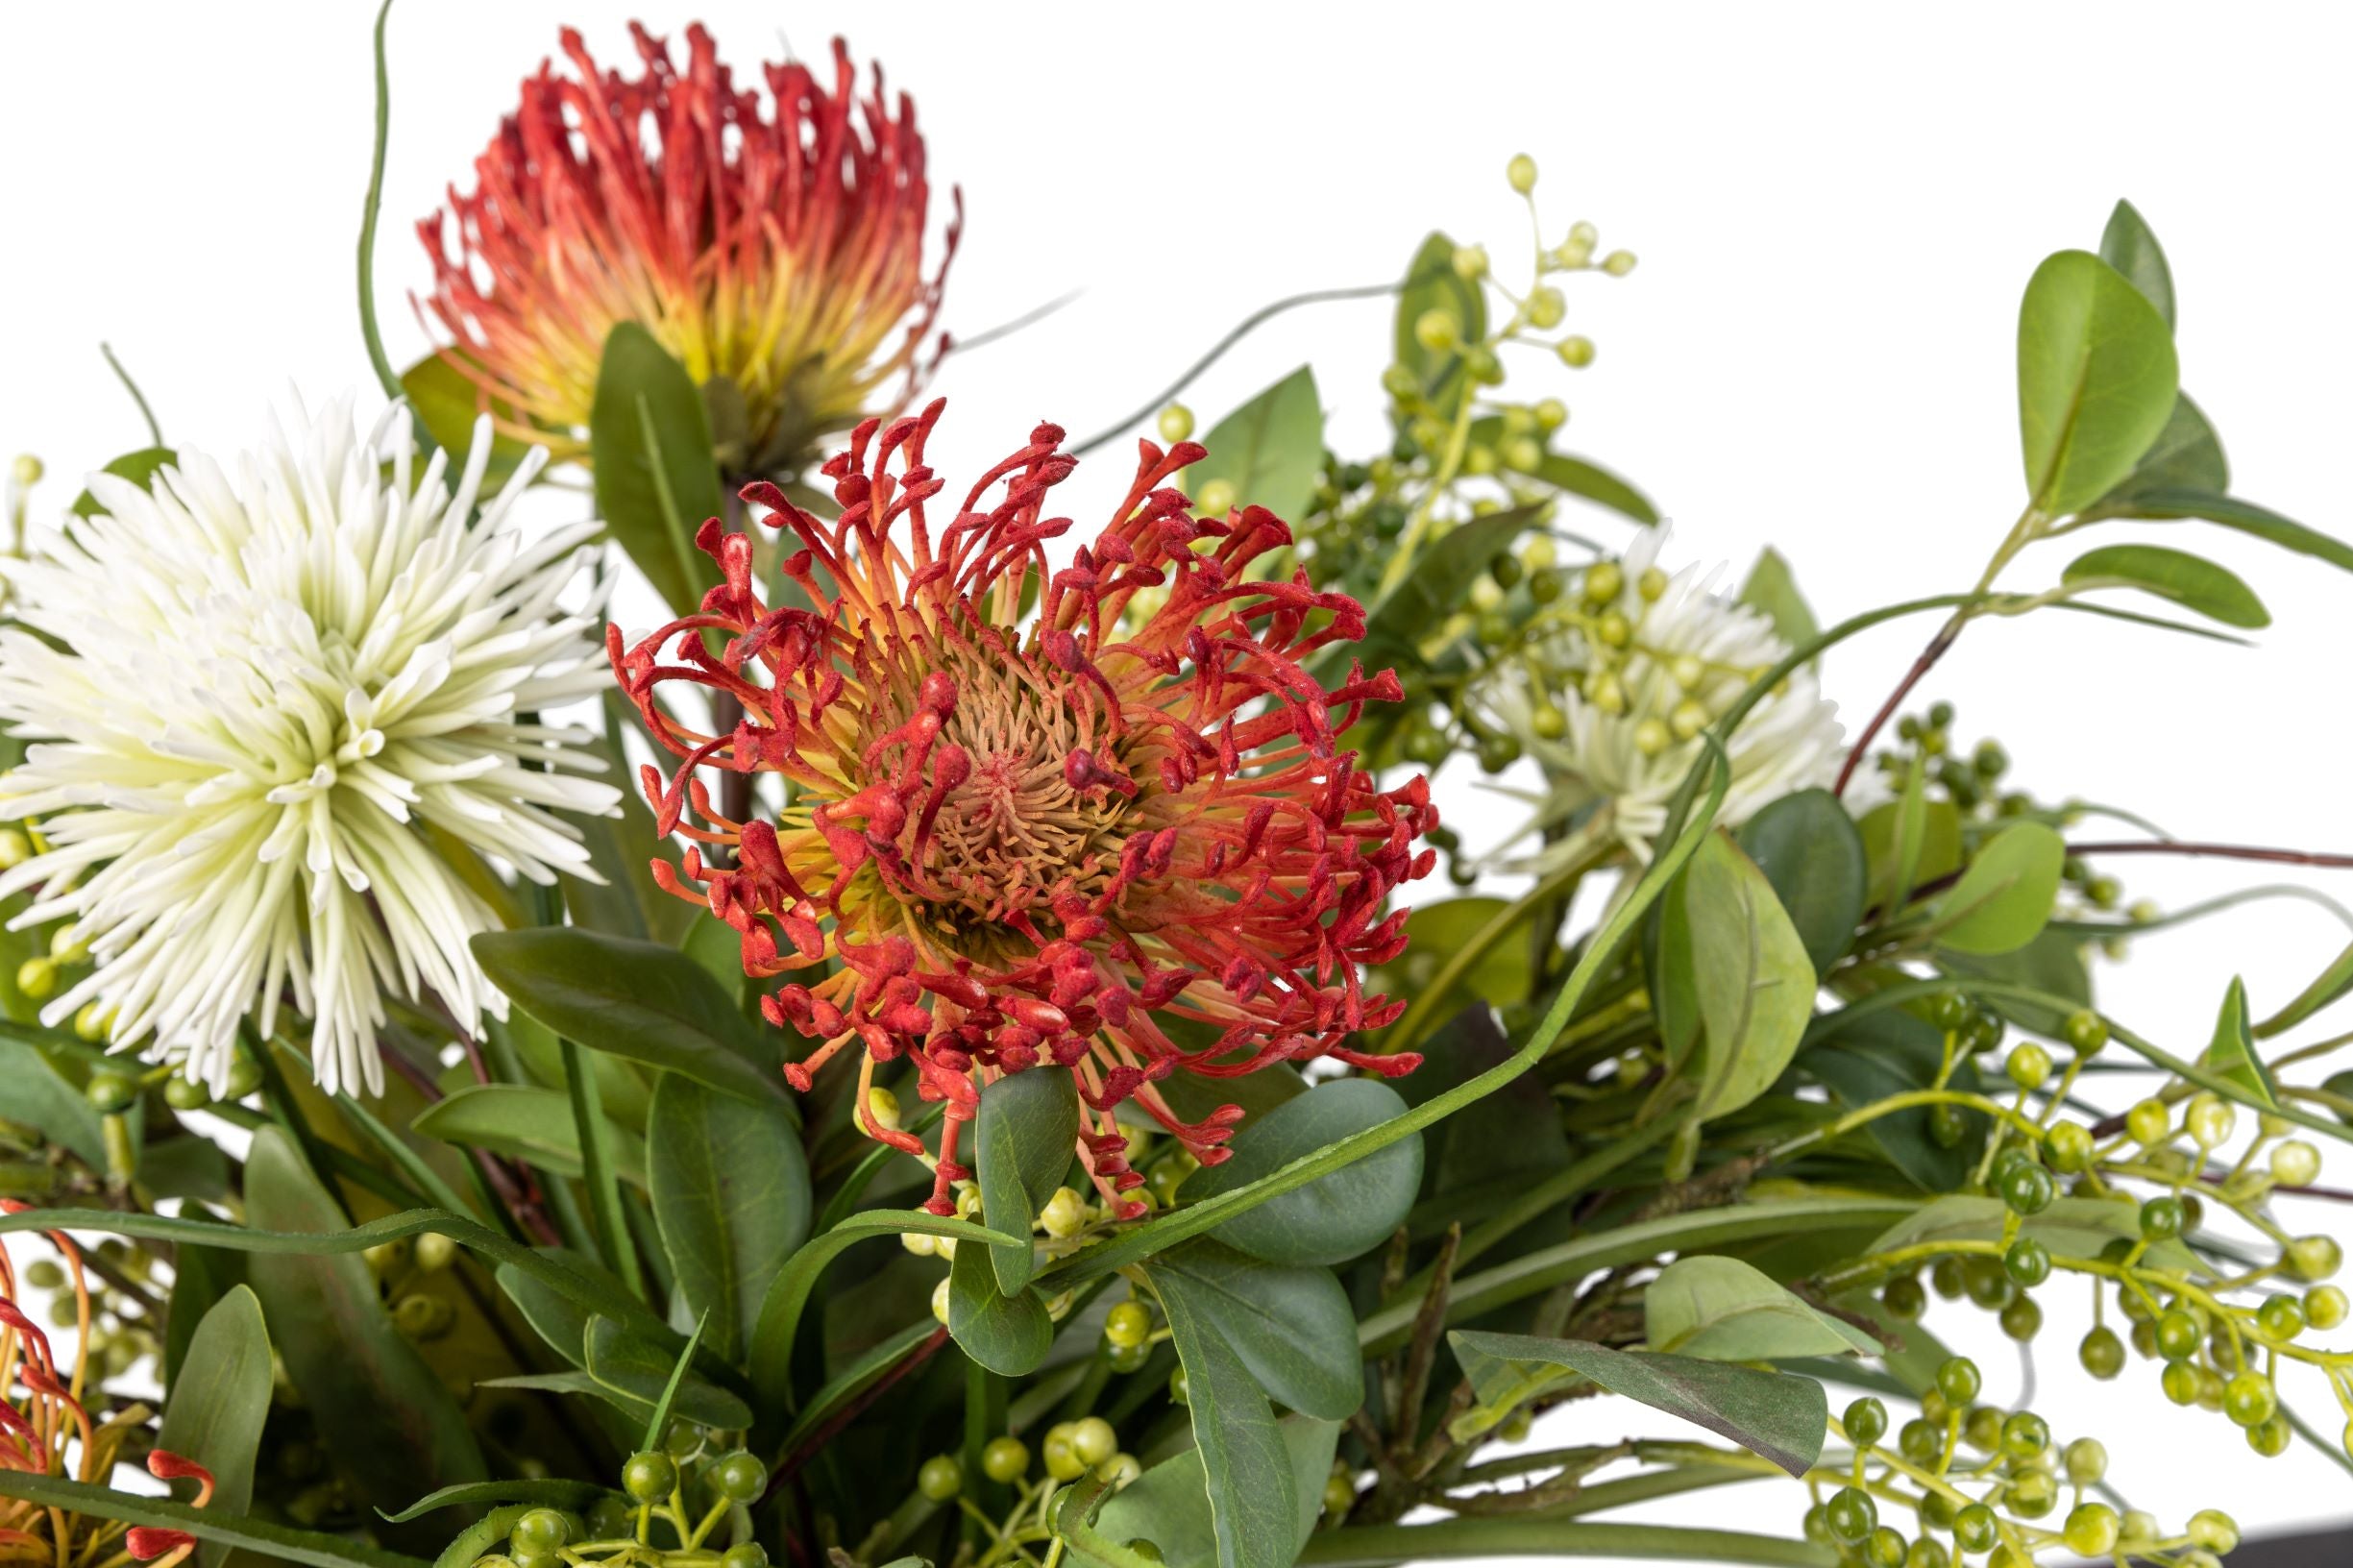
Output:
746 1209 1014 1419
2062 543 2267 629
1737 548 1819 654
68 446 176 518
1181 1078 1423 1266
435 1506 534 1568
1088 1417 1338 1568
1682 833 1817 1131
2110 488 2353 576
1869 1194 2199 1273
648 1074 811 1361
1937 929 2092 1037
1802 1008 1985 1190
0 1036 106 1167
1534 453 1657 526
1737 790 1865 975
1447 1331 1826 1477
1394 233 1486 422
1189 367 1324 523
946 1234 1053 1376
162 1225 247 1387
471 928 783 1104
2201 977 2277 1108
241 1129 486 1517
0 1471 428 1568
582 1316 752 1432
640 1310 709 1448
494 1248 619 1369
1144 1240 1362 1420
1156 1252 1299 1568
1859 795 1960 914
155 1286 273 1568
410 1084 647 1185
380 1479 606 1523
2098 199 2175 330
1355 504 1542 675
2095 395 2227 504
1644 1257 1876 1361
1935 822 2065 955
1371 898 1532 1018
1290 1516 1841 1566
973 1066 1080 1294
400 354 532 497
558 691 696 947
589 322 725 616
2016 250 2180 516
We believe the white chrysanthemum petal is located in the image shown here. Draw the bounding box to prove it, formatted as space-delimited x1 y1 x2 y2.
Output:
0 394 622 1092
1475 527 1846 863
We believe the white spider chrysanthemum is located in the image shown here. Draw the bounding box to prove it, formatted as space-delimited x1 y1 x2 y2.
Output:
1476 527 1844 861
0 394 621 1095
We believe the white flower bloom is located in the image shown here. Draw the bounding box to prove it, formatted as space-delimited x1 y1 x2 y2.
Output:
1475 527 1844 861
0 394 621 1095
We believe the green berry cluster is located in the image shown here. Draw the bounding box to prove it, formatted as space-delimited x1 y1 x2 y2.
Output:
1806 1362 2242 1567
465 1434 774 1568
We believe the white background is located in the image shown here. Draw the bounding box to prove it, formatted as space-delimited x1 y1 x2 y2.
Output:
4 0 2351 1555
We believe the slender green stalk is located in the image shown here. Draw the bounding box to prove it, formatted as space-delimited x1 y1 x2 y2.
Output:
357 0 403 402
1295 1516 1834 1567
98 342 162 445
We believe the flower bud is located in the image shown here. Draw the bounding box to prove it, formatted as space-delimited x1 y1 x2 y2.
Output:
1507 154 1537 194
1040 1186 1088 1237
1158 404 1194 444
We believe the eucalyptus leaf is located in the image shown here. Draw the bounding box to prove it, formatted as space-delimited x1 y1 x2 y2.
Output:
1188 366 1323 523
1859 794 1959 914
1869 1194 2199 1273
2016 249 2180 517
2113 488 2353 576
974 1066 1080 1294
1802 1007 1985 1190
1088 1417 1338 1568
1935 822 2065 955
649 1073 811 1361
2094 395 2226 504
1447 1331 1826 1477
1737 790 1866 974
1143 1240 1362 1420
155 1286 273 1568
946 1236 1053 1376
2062 543 2267 629
1644 1256 1877 1361
589 322 724 615
1681 833 1817 1132
2097 199 2175 330
1181 1078 1423 1266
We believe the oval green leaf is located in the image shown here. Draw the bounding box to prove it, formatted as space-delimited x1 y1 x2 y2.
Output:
973 1066 1080 1294
2098 198 2175 330
1182 1079 1423 1266
1188 366 1324 523
411 1084 646 1185
1144 1240 1362 1420
2017 250 2180 516
2063 543 2267 628
1681 832 1817 1130
155 1285 273 1568
1934 822 2066 955
1643 1256 1877 1361
945 1235 1052 1376
589 322 724 616
1737 789 1866 974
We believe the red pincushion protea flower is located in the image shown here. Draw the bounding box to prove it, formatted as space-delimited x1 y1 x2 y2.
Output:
610 402 1436 1215
1 1201 213 1568
419 23 956 474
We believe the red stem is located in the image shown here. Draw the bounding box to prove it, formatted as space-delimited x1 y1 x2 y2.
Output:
763 1326 951 1501
1832 621 1962 797
2066 840 2353 871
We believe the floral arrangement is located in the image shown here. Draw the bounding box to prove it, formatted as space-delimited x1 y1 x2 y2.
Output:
2 13 2350 1568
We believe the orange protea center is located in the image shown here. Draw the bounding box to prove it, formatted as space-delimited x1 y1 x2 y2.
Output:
611 402 1436 1215
0 1201 212 1568
419 22 956 473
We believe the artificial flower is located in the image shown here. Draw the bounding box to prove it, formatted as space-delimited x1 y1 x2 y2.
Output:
0 1202 213 1568
420 22 956 477
611 402 1436 1214
1474 527 1843 861
0 396 620 1096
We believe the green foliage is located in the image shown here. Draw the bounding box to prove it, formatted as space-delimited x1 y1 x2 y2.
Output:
648 1074 811 1360
2016 249 2180 516
1188 367 1325 522
2062 542 2268 627
67 446 176 517
589 322 726 615
973 1066 1081 1293
1181 1078 1423 1266
1393 233 1486 422
1934 822 2065 954
154 1286 272 1568
1644 1256 1878 1360
1674 831 1817 1160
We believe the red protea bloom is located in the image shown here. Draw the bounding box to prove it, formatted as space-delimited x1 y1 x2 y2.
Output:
419 22 956 475
1 1201 213 1568
610 403 1436 1215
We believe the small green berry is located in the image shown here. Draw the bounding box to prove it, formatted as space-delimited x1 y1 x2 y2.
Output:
1105 1300 1152 1349
1998 1159 2057 1216
2004 1042 2052 1091
2077 1325 2124 1380
1507 154 1537 194
2288 1233 2343 1282
1824 1485 1876 1547
917 1454 963 1502
512 1510 569 1553
2188 1509 2239 1554
1865 1526 1907 1568
1934 1357 1980 1408
1070 1416 1118 1468
2249 1413 2292 1457
1844 1397 1887 1448
1158 404 1194 444
1042 1424 1088 1482
2062 1503 2119 1556
2140 1195 2185 1241
2062 1009 2107 1055
2003 1237 2050 1287
980 1435 1030 1484
2223 1371 2276 1429
1881 1274 1925 1322
721 1544 768 1568
2305 1284 2348 1330
2126 1097 2172 1146
1998 1294 2043 1342
86 1070 137 1115
1951 1503 1998 1554
2000 1410 2049 1460
2045 1121 2093 1174
709 1450 765 1505
622 1452 677 1503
